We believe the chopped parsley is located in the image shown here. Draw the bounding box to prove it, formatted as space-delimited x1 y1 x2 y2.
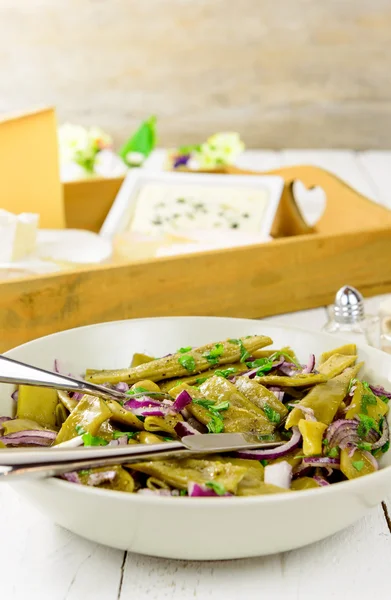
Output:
179 489 187 496
203 343 224 366
357 441 372 452
78 470 91 476
178 354 196 373
380 395 389 404
322 439 329 446
327 446 339 458
192 398 215 410
193 398 229 411
246 350 300 376
205 481 227 496
113 431 137 440
263 403 281 424
214 401 230 411
246 357 274 376
260 459 268 466
207 416 224 434
126 386 149 396
357 414 379 438
178 346 192 354
192 398 230 434
361 393 377 415
229 338 250 362
382 440 390 453
213 367 237 379
163 436 173 442
195 377 208 386
80 431 108 447
352 460 364 472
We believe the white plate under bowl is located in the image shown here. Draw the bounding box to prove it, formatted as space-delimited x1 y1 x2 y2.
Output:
2 317 391 560
36 229 112 264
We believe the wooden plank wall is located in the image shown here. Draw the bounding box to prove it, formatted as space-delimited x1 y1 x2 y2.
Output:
0 0 390 148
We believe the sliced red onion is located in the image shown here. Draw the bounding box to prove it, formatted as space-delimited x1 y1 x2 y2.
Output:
313 475 330 486
87 470 117 486
134 408 166 417
124 396 167 417
108 435 128 446
0 429 57 447
187 482 232 497
71 392 84 401
172 390 192 412
289 405 316 421
346 443 356 458
302 457 340 470
115 382 129 393
124 397 162 410
369 385 391 399
125 393 189 418
272 358 285 369
245 367 261 379
264 461 292 489
371 418 389 450
325 418 379 450
269 386 285 401
61 472 81 484
279 362 299 377
3 430 57 439
174 421 201 437
362 450 379 471
302 354 315 374
235 427 301 460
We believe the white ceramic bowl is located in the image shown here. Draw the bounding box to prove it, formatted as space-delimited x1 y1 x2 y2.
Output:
2 317 391 560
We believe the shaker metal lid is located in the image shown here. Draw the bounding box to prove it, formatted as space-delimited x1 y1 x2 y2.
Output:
333 285 365 323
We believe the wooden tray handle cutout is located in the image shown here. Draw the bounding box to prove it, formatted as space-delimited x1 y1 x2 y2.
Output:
292 181 327 228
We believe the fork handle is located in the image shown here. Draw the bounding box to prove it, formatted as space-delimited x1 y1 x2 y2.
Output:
0 355 124 401
0 446 191 482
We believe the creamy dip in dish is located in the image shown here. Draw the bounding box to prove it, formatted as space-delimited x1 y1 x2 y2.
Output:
128 183 270 234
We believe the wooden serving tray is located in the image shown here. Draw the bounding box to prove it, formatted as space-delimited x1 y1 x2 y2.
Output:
2 165 391 352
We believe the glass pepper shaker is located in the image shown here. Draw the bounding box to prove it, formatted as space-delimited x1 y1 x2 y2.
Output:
322 285 380 347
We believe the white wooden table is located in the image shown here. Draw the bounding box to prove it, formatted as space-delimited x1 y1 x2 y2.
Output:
2 150 391 599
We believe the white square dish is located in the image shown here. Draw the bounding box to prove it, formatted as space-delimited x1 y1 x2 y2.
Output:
100 170 284 241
